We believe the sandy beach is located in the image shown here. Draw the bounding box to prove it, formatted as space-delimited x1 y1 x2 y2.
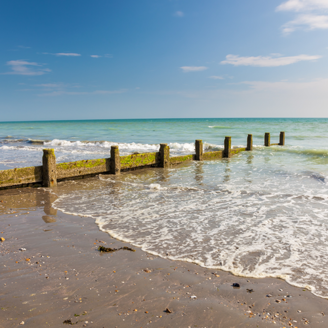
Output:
0 185 327 328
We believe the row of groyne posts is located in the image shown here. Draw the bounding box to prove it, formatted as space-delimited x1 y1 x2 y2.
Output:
0 132 285 189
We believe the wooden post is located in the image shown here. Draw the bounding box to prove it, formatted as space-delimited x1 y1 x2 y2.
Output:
110 146 121 175
159 143 170 168
42 149 57 187
195 140 203 161
279 131 285 146
223 137 231 158
264 133 270 147
246 134 253 151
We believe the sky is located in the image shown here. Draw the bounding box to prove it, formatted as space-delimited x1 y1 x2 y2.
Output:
1 0 328 121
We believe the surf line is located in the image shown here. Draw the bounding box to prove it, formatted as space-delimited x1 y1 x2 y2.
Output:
0 132 285 189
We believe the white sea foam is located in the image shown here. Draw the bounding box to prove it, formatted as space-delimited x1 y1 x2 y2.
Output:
43 139 194 154
53 152 328 299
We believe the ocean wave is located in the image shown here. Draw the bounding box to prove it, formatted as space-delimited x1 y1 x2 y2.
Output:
44 139 222 154
208 125 230 129
0 145 42 152
271 146 328 157
53 165 328 299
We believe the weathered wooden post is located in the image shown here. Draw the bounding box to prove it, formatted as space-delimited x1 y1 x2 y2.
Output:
42 149 57 187
195 140 203 161
159 143 170 168
264 133 270 147
110 146 121 175
246 134 253 151
279 131 285 146
223 136 231 158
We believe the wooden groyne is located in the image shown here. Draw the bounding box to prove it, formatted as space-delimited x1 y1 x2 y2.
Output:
0 132 285 189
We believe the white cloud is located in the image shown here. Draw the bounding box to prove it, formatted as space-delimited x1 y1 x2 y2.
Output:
220 54 321 67
174 11 184 17
39 89 127 97
180 66 208 72
277 0 328 12
36 83 63 88
3 60 51 76
282 13 328 33
42 52 81 56
209 76 224 79
55 53 81 57
90 54 113 58
277 0 328 33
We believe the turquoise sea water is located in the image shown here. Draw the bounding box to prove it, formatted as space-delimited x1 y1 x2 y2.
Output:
2 118 328 298
1 118 328 170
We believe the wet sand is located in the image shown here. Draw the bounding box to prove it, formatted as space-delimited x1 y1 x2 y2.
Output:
1 187 328 328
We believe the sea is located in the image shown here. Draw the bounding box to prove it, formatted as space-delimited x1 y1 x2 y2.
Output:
1 118 328 298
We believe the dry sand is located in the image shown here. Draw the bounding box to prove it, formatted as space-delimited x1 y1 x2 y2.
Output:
1 187 328 328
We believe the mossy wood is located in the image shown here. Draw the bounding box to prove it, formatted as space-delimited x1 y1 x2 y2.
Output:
159 144 170 168
170 154 194 165
120 152 159 170
279 131 285 146
0 134 286 189
57 158 110 179
231 148 246 155
246 134 253 151
203 151 223 160
43 149 57 187
0 166 43 188
110 146 121 175
195 140 203 161
223 137 232 158
265 133 271 147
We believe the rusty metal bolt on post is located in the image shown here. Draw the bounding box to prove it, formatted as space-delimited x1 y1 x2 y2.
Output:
42 149 57 187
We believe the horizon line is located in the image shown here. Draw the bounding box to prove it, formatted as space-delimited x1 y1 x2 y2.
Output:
0 117 327 124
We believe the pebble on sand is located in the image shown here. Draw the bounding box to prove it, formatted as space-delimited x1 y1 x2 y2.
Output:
164 308 172 313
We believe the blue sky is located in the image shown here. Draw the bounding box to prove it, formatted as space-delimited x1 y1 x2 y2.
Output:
1 0 328 120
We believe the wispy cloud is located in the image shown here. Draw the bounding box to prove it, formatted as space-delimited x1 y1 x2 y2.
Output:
277 0 328 12
55 53 81 57
209 76 224 79
180 66 208 72
43 52 81 57
36 83 63 88
90 54 113 58
221 54 321 67
35 83 79 89
281 13 328 33
3 60 51 76
39 89 127 97
18 45 31 49
277 0 328 33
174 11 184 17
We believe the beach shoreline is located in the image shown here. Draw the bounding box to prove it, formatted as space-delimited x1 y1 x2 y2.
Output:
1 187 328 327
